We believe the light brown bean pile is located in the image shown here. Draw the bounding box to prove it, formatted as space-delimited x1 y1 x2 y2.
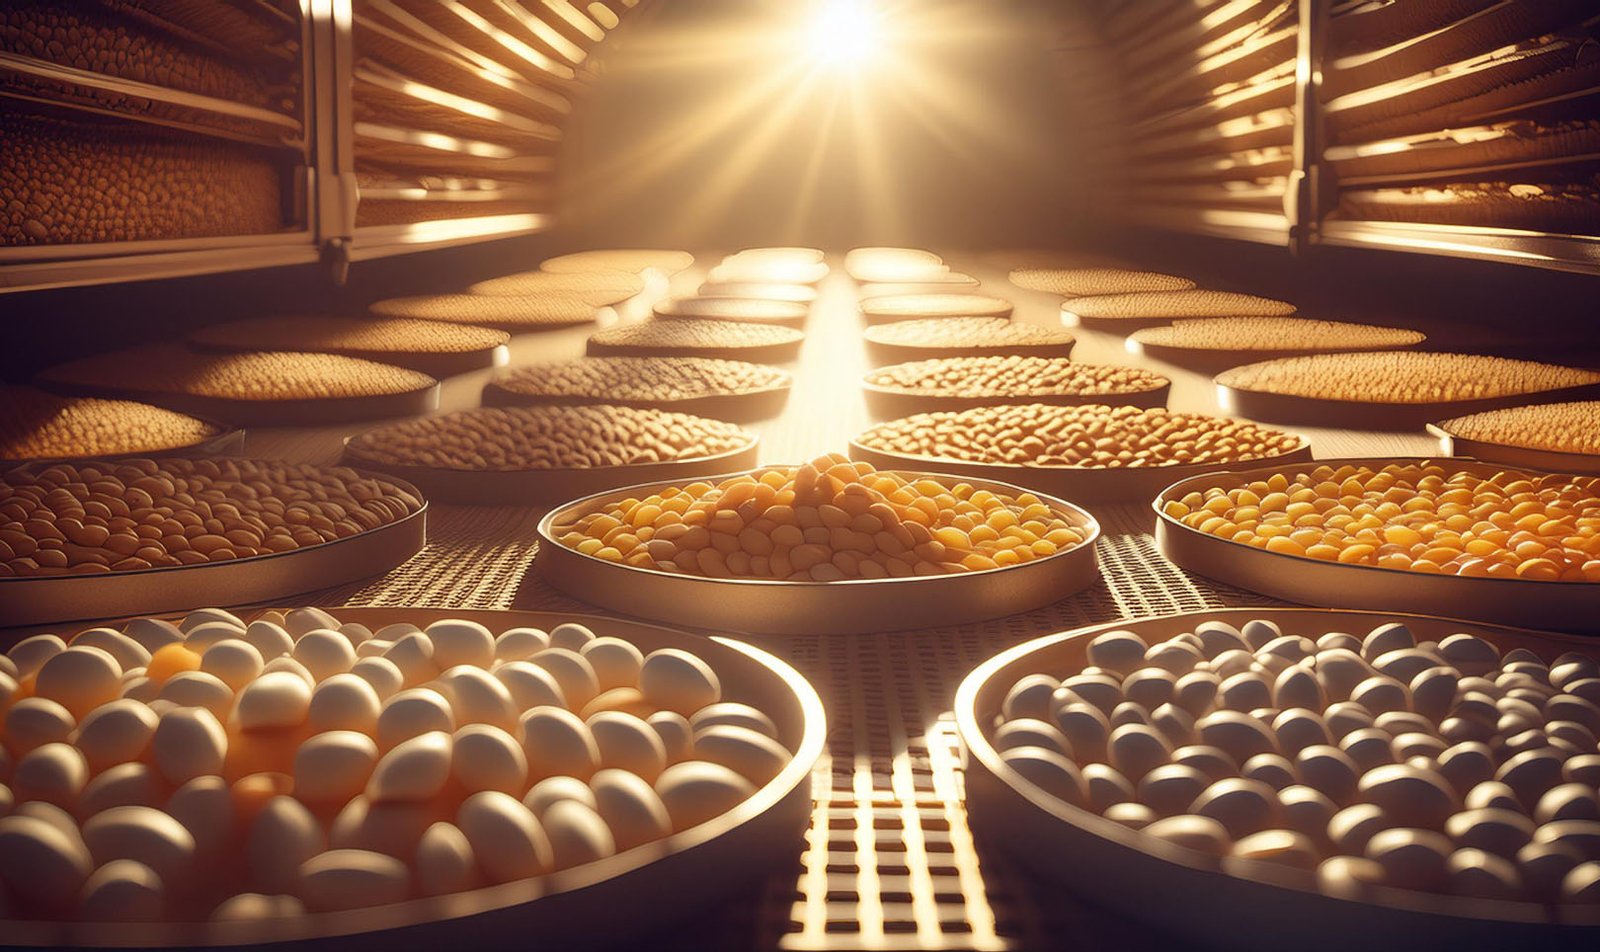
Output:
540 250 694 274
1132 318 1425 352
191 317 508 356
37 346 435 402
654 298 808 324
467 270 645 301
0 458 421 577
588 320 803 352
857 404 1304 468
368 293 598 329
1066 290 1296 320
553 454 1086 578
494 357 790 402
860 294 1013 320
1217 353 1600 404
347 406 753 472
1009 268 1194 296
865 318 1073 351
1164 462 1600 582
1437 401 1600 456
0 387 219 460
867 357 1167 398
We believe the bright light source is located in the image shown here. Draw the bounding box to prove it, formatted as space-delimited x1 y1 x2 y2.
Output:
805 0 885 71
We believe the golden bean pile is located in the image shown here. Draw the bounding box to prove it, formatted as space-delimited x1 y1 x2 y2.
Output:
1217 353 1600 403
540 250 694 274
1162 462 1600 582
0 387 219 461
588 320 803 354
1066 290 1297 320
1132 318 1425 352
346 406 753 472
191 317 509 356
467 270 646 302
552 454 1086 580
1 2 276 108
865 317 1074 351
1438 401 1600 456
857 404 1304 468
493 357 790 403
867 357 1167 399
1009 268 1195 296
368 294 598 330
860 294 1013 320
2 116 281 246
0 459 421 577
38 346 435 402
654 298 807 324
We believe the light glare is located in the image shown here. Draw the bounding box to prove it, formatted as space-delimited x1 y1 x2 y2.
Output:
807 0 884 70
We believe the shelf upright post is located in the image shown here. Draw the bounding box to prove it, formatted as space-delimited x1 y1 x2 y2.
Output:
310 0 358 284
1288 0 1328 257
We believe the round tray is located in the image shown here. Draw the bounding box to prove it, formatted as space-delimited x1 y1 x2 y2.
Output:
37 379 441 428
1427 425 1600 476
1215 376 1600 432
863 337 1077 366
339 438 762 506
1125 337 1421 376
586 330 803 366
1152 456 1600 633
861 378 1170 419
848 438 1314 506
536 469 1102 635
0 606 824 950
860 294 1015 325
857 276 981 298
705 260 829 285
696 282 819 305
0 419 246 468
653 298 809 328
1059 306 1179 334
956 607 1600 952
481 377 792 424
0 473 427 628
189 337 510 380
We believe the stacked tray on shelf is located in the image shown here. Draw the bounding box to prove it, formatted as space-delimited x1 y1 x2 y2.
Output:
860 293 1014 324
1061 290 1297 334
1009 268 1194 296
1127 318 1427 374
851 403 1311 504
33 345 440 427
862 356 1170 417
958 608 1600 952
341 405 760 505
1215 353 1600 429
483 357 792 423
864 318 1076 365
1154 457 1600 632
0 386 243 465
368 293 601 334
0 605 823 950
1428 401 1600 475
467 270 647 307
536 454 1101 634
188 316 511 378
653 298 808 328
586 320 804 364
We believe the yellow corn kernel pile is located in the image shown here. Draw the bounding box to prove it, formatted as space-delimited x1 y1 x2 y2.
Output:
1163 462 1600 582
1217 352 1600 403
553 454 1086 581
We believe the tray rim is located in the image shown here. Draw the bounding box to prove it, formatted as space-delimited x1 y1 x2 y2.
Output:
1125 334 1425 373
652 297 810 328
1213 360 1600 430
859 293 1015 323
338 435 762 506
0 464 428 628
860 364 1171 416
0 416 245 468
534 465 1103 635
0 607 826 948
1427 424 1600 476
954 606 1600 938
1152 455 1600 595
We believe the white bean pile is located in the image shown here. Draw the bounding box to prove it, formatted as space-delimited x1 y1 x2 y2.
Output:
0 608 793 921
992 618 1600 907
